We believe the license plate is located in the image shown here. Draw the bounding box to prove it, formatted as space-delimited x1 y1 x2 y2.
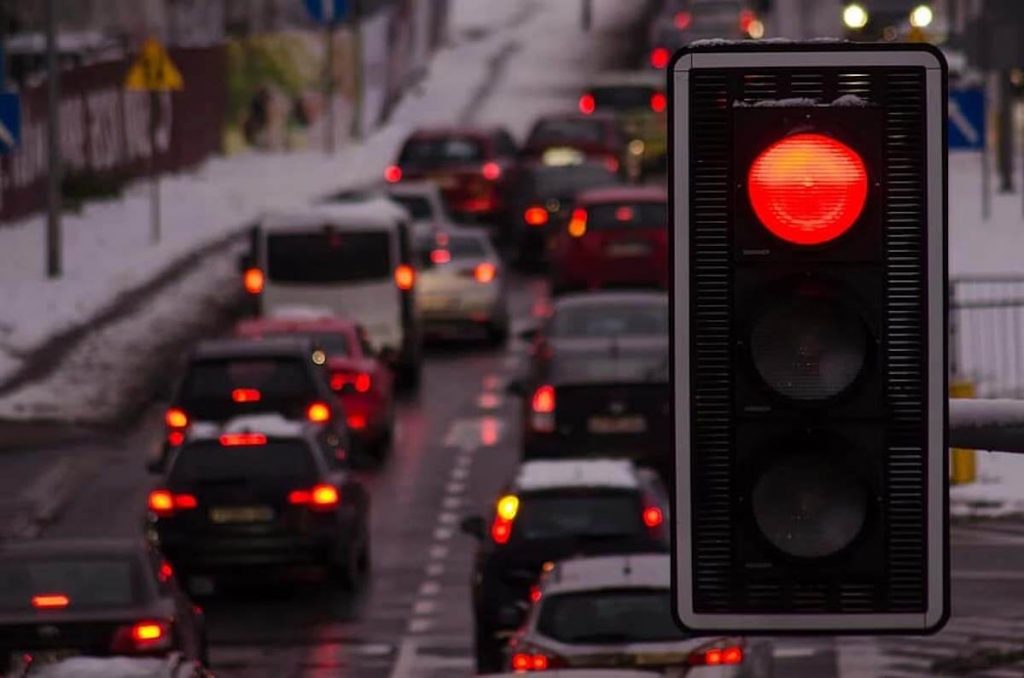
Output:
634 651 688 666
606 241 651 257
587 415 647 434
210 505 274 524
420 296 458 311
430 174 458 188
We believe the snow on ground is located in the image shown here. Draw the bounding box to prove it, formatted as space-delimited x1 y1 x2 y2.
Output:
951 450 1024 518
949 152 1024 276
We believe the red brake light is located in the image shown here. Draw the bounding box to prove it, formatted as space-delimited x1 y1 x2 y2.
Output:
164 408 188 429
747 133 868 246
347 413 367 430
723 646 744 664
531 385 555 413
674 10 692 28
331 371 373 393
147 490 197 517
650 91 667 113
307 402 332 423
166 430 185 447
158 561 174 583
243 268 264 295
529 584 542 603
650 46 670 69
394 264 415 291
511 653 551 671
578 93 596 115
219 432 267 446
604 155 620 172
739 9 756 32
643 506 664 528
615 205 634 222
567 208 587 238
231 388 261 403
384 164 402 183
474 262 497 284
289 483 340 509
111 620 172 653
491 517 513 544
132 622 165 642
690 645 744 666
430 248 451 264
524 206 549 226
482 161 502 181
32 594 69 609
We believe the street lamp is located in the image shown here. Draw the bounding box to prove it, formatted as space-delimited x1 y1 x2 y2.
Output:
910 4 934 29
843 3 869 30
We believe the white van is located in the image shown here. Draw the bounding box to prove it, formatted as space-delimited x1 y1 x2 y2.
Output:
246 199 423 386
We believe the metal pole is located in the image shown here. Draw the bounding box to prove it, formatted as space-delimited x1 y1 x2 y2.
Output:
581 0 592 31
350 0 363 142
44 0 62 278
998 69 1014 193
149 91 161 243
325 18 336 153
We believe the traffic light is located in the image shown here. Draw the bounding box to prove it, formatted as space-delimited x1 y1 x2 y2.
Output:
670 43 948 633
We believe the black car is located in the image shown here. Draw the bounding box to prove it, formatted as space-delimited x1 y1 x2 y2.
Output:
155 337 351 470
515 291 670 475
0 539 207 673
459 458 670 673
505 160 621 265
148 417 370 588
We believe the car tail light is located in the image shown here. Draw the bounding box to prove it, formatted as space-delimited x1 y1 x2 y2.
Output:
231 388 261 403
384 164 402 183
650 46 670 69
650 91 667 113
165 408 188 429
567 208 587 238
31 594 69 609
674 10 692 28
147 489 198 518
529 584 542 603
307 402 332 423
491 494 519 544
509 645 566 671
394 264 416 291
747 133 868 246
739 9 756 33
430 248 451 264
243 267 264 295
604 155 620 172
166 430 186 447
643 506 664 528
524 206 549 226
219 432 267 446
482 161 502 181
157 561 174 583
289 483 340 510
347 413 367 430
331 371 372 393
474 262 497 284
530 384 556 433
578 92 596 115
110 620 172 654
689 645 744 666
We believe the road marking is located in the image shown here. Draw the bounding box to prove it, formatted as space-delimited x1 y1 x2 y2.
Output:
451 467 469 480
480 416 501 447
433 527 454 541
429 545 448 560
446 481 466 495
413 599 437 616
477 392 502 409
442 418 483 452
442 496 461 510
426 562 444 577
483 374 503 391
418 580 441 597
438 511 458 525
408 618 433 634
454 454 473 469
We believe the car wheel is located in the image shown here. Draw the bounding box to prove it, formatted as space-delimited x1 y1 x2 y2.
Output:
328 537 366 591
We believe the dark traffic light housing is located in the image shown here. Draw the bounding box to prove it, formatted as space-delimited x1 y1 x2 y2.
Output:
671 43 948 634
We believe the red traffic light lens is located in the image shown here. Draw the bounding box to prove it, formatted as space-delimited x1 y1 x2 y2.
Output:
747 133 867 246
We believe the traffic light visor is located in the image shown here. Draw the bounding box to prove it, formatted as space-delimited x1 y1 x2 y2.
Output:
748 133 868 245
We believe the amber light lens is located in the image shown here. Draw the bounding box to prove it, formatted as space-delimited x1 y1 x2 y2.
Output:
748 133 868 246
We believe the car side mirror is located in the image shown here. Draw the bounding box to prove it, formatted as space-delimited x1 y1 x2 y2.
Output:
460 515 487 541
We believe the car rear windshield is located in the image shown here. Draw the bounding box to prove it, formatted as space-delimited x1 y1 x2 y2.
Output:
180 358 315 403
528 165 619 197
537 588 686 644
266 231 392 283
591 86 659 111
513 491 644 542
552 302 668 338
248 331 350 358
399 137 486 166
391 195 435 220
169 441 318 484
416 233 488 262
585 202 667 230
527 119 607 146
0 557 141 611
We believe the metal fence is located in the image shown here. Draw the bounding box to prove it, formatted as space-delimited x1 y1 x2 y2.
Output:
950 275 1024 397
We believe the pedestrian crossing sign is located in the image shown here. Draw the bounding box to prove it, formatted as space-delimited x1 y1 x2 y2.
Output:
125 38 184 92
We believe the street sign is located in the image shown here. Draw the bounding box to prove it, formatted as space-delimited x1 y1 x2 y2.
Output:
0 93 21 155
124 38 184 92
671 42 948 634
304 0 349 24
949 87 985 151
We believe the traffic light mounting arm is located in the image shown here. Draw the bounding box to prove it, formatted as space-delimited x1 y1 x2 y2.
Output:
950 398 1024 454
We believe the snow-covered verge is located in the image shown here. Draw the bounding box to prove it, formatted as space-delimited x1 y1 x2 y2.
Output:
951 451 1024 518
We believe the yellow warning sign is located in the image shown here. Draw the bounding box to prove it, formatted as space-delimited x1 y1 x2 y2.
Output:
124 38 184 91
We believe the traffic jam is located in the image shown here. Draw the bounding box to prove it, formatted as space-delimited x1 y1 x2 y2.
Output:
0 0 954 677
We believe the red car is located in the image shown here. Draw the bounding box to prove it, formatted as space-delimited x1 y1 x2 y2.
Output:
385 127 519 224
234 315 395 458
550 185 668 293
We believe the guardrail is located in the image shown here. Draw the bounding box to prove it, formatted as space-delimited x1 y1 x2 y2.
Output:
950 275 1024 397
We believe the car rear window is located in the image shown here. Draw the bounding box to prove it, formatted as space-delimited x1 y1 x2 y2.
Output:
537 588 686 644
527 119 607 146
169 441 318 484
585 202 667 230
181 358 315 403
513 491 644 542
399 137 486 165
416 233 488 263
391 195 435 220
591 86 659 111
0 557 141 611
247 331 350 358
266 231 392 283
551 303 668 338
529 164 620 197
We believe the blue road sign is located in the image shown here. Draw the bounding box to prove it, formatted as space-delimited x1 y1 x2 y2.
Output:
949 87 985 151
0 93 21 156
303 0 349 24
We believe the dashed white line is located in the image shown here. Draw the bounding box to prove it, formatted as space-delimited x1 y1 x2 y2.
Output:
433 527 454 541
413 599 438 616
418 580 441 597
429 544 449 560
407 618 433 634
426 562 444 577
451 467 469 480
445 481 466 495
442 496 461 510
438 511 458 525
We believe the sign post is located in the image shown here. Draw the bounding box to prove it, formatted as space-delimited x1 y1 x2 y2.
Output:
125 38 184 245
304 0 351 151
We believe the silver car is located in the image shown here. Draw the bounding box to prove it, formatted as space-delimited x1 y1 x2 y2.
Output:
505 554 773 676
415 228 510 343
